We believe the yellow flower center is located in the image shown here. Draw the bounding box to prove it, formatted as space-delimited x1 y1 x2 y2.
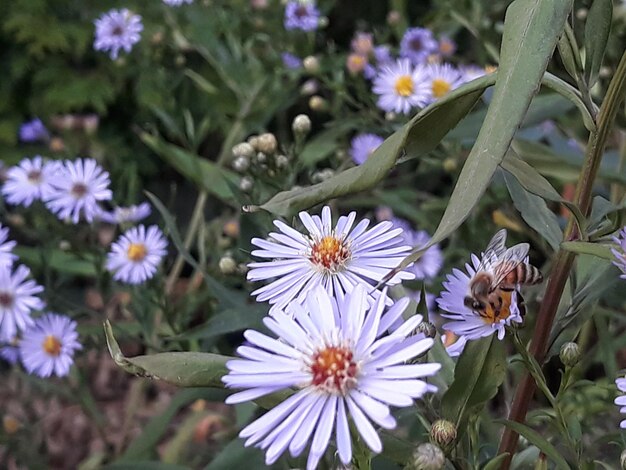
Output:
309 236 350 272
310 345 358 395
127 243 147 262
394 75 414 97
480 290 513 325
43 335 62 356
432 78 451 98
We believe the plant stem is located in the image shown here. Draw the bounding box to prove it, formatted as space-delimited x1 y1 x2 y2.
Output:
497 50 626 469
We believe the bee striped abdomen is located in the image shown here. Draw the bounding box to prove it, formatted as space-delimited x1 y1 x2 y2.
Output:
502 263 543 286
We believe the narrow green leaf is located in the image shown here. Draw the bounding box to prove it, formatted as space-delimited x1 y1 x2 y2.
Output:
141 132 239 203
482 453 511 470
504 171 563 251
494 419 571 470
557 28 580 80
542 72 596 131
184 69 218 94
14 247 96 276
167 308 266 341
395 0 572 271
584 0 612 87
249 73 494 216
560 241 614 260
204 438 266 470
441 337 506 430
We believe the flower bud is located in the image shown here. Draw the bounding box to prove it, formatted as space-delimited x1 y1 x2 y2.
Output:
49 137 65 152
442 158 457 173
223 219 240 238
292 114 312 136
309 95 328 112
303 56 320 74
232 156 250 173
239 176 253 193
620 449 626 470
275 155 289 169
232 142 255 158
414 321 437 339
311 168 334 183
385 111 397 121
3 416 21 435
387 10 401 26
300 79 318 96
430 420 457 454
219 256 237 275
575 8 587 20
255 152 268 164
559 342 580 367
408 443 445 470
256 133 278 154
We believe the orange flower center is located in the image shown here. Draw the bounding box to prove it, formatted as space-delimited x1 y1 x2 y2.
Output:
309 236 350 272
42 335 62 356
480 290 513 325
394 75 414 97
432 78 451 98
310 346 358 394
127 243 147 262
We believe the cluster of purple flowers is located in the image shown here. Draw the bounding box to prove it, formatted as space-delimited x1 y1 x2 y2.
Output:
284 1 320 32
0 226 80 377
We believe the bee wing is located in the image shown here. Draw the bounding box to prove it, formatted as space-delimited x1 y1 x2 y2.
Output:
477 229 508 272
492 243 530 286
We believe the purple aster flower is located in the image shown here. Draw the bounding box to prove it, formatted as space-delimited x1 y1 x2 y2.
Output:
438 36 457 58
2 156 61 207
163 0 193 5
0 337 20 365
436 253 523 341
615 376 626 428
19 119 50 143
106 225 168 284
247 205 415 314
97 202 151 225
372 59 430 114
284 1 320 32
19 313 81 378
351 32 373 56
44 158 112 224
94 9 143 60
612 227 626 279
0 224 17 269
373 45 392 66
424 63 464 105
350 134 384 165
391 218 443 280
0 265 45 342
223 285 441 469
363 64 377 80
346 54 369 76
400 28 438 64
281 52 302 70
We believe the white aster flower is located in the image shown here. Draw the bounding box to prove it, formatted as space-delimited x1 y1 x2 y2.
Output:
0 224 17 268
0 264 45 342
247 206 414 313
2 156 61 207
436 253 522 341
424 63 464 105
372 59 430 114
615 376 626 429
223 285 440 469
97 202 151 225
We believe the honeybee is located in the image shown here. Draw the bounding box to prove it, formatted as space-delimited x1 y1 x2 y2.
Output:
463 229 543 320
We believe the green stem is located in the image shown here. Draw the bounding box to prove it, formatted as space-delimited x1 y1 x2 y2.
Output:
498 50 626 469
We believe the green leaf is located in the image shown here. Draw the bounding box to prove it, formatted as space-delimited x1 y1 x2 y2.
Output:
104 463 192 470
494 419 571 470
542 72 596 131
204 438 266 470
167 308 266 341
584 0 612 87
14 247 97 277
482 453 511 470
140 132 239 203
503 171 563 251
248 73 494 216
395 0 572 271
441 337 506 431
560 241 614 260
184 69 218 95
557 25 581 80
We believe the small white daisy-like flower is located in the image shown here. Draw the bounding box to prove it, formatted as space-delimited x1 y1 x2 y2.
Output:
615 376 626 428
106 225 168 284
94 9 143 60
44 158 112 224
247 206 414 313
0 264 45 342
2 156 61 207
424 63 464 105
19 313 81 378
372 59 430 114
436 253 523 341
97 202 151 225
0 224 17 268
223 285 441 469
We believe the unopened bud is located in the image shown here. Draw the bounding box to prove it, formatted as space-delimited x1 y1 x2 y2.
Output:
309 95 328 112
387 10 401 26
430 420 457 454
223 219 240 238
175 55 186 66
219 256 237 275
239 176 253 192
292 114 312 136
620 449 626 470
83 115 99 134
255 152 267 164
256 133 278 154
442 158 457 173
58 240 71 251
303 56 320 73
318 16 329 28
267 169 276 178
385 111 397 121
415 321 437 339
247 135 260 150
232 156 250 173
300 79 318 96
275 154 289 169
575 8 587 20
559 342 580 367
311 168 334 183
232 142 255 158
49 137 65 152
3 416 21 435
408 443 445 470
